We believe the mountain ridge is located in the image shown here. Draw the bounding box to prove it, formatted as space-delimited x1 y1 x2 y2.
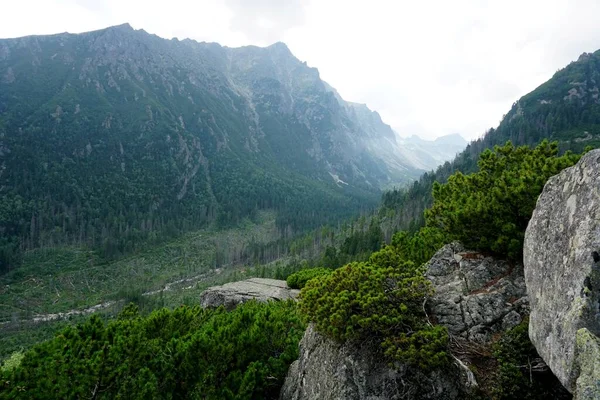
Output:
382 48 600 231
0 23 427 269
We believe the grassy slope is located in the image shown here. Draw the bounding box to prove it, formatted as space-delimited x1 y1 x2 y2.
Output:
0 211 285 357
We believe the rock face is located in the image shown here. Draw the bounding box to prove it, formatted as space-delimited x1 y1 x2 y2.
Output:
280 324 463 400
199 278 299 309
425 242 528 343
524 149 600 395
575 328 600 399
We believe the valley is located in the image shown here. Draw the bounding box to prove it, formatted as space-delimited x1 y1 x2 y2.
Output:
1 19 600 400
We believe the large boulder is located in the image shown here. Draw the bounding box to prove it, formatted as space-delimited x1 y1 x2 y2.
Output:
280 324 463 400
575 328 600 400
199 278 299 309
524 149 600 395
425 242 528 343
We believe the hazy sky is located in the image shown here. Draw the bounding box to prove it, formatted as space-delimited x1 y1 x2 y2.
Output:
2 0 600 140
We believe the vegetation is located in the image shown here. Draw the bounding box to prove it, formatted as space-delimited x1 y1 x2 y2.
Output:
297 139 589 381
0 26 382 274
0 301 305 399
286 268 331 289
0 351 23 373
0 212 281 323
491 320 571 400
300 246 449 369
426 141 582 259
1 23 600 400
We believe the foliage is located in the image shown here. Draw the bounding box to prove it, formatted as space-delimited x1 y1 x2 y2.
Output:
286 267 332 289
339 219 384 259
425 141 581 259
0 27 381 273
0 351 23 373
391 226 448 266
0 301 305 399
299 249 449 369
492 319 572 400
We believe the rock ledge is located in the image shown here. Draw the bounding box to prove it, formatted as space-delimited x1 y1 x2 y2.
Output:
200 278 299 309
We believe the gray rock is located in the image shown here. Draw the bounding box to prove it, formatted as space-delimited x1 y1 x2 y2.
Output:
574 328 600 399
425 242 528 343
524 149 600 394
199 278 299 310
280 324 463 400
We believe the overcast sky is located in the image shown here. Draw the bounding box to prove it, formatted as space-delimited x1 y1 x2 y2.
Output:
2 0 600 140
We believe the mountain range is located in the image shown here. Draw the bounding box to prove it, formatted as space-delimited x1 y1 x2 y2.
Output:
0 23 455 268
395 133 467 172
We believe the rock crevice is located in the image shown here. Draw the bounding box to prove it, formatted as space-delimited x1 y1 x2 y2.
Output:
425 242 528 343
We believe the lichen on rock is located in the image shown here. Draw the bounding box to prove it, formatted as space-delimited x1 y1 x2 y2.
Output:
574 328 600 400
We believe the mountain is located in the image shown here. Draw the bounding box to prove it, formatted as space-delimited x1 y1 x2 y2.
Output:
0 24 423 269
394 133 467 171
382 49 600 230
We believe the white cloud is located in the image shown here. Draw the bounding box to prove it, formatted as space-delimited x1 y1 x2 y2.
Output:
1 0 600 140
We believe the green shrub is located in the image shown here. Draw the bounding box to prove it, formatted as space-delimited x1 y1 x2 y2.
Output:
0 301 305 399
286 267 332 289
299 252 448 369
0 351 24 373
492 319 571 400
391 226 448 266
426 140 581 260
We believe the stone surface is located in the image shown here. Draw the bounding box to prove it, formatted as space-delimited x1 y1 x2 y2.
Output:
524 149 600 394
199 278 299 310
425 242 528 343
575 328 600 400
280 324 463 400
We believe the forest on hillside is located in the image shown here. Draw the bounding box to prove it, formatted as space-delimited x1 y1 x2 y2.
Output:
1 141 582 399
1 16 600 400
381 50 600 232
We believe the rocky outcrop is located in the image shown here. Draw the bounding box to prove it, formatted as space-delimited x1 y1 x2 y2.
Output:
524 149 600 396
199 278 299 309
575 328 600 399
279 244 529 399
280 324 463 400
425 242 528 343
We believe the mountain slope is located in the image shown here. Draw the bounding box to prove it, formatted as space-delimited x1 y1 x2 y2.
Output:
394 133 467 171
0 24 423 269
382 49 600 230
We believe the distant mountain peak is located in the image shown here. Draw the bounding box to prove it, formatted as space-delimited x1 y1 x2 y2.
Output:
268 41 290 50
578 52 592 62
107 23 134 31
394 133 468 171
435 133 467 144
265 41 294 57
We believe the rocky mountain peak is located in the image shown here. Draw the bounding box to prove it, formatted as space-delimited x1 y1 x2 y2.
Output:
105 22 134 32
578 52 592 62
266 41 292 54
